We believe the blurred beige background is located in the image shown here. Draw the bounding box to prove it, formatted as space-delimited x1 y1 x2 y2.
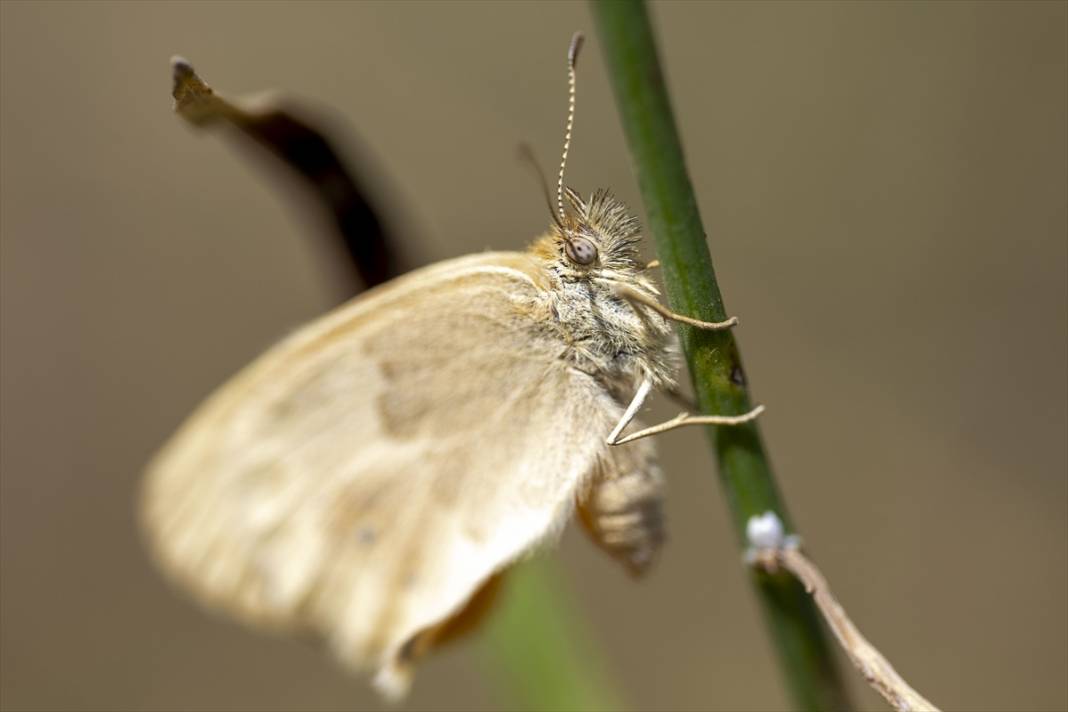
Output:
1 2 1065 711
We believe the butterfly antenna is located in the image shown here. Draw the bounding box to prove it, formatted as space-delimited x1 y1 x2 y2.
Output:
556 31 584 223
517 143 565 231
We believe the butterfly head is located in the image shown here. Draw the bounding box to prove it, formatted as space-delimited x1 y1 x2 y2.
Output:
544 187 644 279
526 34 649 284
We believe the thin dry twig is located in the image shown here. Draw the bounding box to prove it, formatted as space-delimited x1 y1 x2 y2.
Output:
748 530 940 712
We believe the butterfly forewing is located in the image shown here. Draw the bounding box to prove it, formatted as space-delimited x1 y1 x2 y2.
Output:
141 252 623 685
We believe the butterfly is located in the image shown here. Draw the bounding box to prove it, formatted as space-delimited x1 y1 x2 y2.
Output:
141 32 762 699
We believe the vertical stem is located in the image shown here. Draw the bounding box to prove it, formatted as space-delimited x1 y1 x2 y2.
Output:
483 559 627 712
592 2 851 709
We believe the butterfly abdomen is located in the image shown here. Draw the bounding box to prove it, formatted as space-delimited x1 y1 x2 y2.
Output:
577 442 666 577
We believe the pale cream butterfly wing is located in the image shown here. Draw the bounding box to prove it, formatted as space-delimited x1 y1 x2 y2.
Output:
140 251 634 696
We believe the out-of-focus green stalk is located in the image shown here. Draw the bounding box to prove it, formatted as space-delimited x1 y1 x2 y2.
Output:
592 2 851 710
483 558 626 712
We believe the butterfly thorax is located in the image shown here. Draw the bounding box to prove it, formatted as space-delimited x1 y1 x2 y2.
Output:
527 189 676 395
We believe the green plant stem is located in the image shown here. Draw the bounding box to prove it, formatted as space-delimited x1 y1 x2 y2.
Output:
483 558 626 712
592 2 851 710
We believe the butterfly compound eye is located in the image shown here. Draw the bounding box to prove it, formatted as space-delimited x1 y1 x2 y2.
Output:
565 236 598 266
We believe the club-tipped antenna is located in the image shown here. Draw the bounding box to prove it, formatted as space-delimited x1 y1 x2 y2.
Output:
556 32 584 223
518 143 565 231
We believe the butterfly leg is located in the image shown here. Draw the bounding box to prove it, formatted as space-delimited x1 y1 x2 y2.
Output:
606 378 653 444
610 405 765 446
606 378 765 446
613 283 739 330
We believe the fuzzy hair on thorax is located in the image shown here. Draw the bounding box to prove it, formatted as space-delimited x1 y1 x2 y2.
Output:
527 188 677 393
